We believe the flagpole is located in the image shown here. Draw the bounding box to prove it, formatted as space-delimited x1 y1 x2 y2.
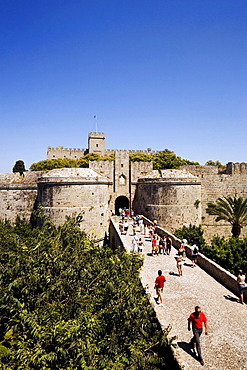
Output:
94 115 98 132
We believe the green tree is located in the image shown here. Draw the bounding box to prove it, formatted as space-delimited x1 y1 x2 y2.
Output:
206 196 247 238
30 153 115 171
205 160 226 169
199 236 247 274
174 224 206 247
129 153 152 162
151 150 199 170
13 160 26 175
0 215 173 369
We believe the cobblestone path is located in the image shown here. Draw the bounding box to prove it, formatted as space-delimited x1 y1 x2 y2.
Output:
116 219 247 370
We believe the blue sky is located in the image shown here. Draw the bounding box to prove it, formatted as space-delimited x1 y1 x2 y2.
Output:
1 0 247 173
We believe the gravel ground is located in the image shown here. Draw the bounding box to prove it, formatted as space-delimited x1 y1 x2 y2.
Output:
115 218 247 370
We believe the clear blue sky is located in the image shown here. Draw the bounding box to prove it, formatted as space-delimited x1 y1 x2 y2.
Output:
1 0 247 173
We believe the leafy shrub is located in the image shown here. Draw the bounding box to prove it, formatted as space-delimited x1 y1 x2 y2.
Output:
200 236 247 275
174 224 206 247
174 224 247 275
30 153 115 171
0 215 172 369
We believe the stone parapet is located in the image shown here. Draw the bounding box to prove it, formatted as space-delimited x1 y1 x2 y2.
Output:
140 215 247 300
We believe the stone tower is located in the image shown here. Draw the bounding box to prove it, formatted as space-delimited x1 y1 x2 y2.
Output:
88 132 105 156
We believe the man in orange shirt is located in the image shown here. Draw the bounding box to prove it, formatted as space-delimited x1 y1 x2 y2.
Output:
188 306 208 366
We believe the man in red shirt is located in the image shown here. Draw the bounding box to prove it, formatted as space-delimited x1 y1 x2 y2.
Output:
188 306 208 365
154 270 166 307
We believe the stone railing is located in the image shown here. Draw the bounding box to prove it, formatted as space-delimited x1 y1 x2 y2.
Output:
141 216 247 300
109 218 125 252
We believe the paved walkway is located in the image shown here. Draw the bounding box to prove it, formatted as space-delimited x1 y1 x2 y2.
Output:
115 218 247 370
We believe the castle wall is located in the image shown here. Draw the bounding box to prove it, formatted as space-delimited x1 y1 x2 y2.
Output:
37 169 109 238
181 165 247 241
0 172 44 223
89 161 114 182
133 176 201 234
47 146 86 160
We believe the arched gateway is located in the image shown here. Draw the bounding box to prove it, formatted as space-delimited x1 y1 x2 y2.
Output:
115 196 129 215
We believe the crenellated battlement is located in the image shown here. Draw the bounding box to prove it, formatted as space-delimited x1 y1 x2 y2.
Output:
47 146 86 160
226 162 247 174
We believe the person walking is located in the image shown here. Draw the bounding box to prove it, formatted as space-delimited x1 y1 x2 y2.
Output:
191 244 199 267
178 240 186 260
139 217 144 234
237 269 246 305
151 235 158 256
131 234 138 253
188 306 208 366
154 270 166 307
175 254 183 276
138 238 144 255
166 236 172 255
158 236 165 255
123 220 129 235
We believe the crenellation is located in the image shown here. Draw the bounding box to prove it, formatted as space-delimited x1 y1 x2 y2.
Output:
2 132 247 242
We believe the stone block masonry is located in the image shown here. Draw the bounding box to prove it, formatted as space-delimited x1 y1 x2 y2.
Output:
37 168 109 238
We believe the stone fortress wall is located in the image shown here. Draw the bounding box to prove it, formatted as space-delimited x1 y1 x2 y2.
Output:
1 132 247 242
37 168 109 238
181 163 247 240
132 170 202 235
47 132 159 160
0 172 44 224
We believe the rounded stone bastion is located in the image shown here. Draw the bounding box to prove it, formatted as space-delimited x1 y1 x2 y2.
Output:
133 169 201 234
37 168 109 238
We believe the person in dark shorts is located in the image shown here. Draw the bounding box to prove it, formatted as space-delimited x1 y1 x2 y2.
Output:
166 236 172 255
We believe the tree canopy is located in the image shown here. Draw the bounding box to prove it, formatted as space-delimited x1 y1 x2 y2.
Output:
205 160 226 169
174 224 247 275
13 160 26 175
151 150 199 170
30 149 198 171
0 213 173 369
174 224 206 247
30 153 115 171
206 196 247 238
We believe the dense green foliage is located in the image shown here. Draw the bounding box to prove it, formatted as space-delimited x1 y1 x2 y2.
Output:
206 196 247 237
0 214 172 369
30 153 115 171
174 224 247 275
205 160 226 169
130 150 199 170
200 236 247 275
30 148 198 171
151 150 199 170
174 224 206 248
13 160 26 175
129 153 152 163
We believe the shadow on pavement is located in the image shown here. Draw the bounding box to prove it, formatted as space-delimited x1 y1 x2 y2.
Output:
177 341 198 361
183 262 193 267
224 294 239 303
169 271 179 276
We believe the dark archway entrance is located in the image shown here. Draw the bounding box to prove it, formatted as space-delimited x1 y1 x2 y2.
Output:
115 196 129 215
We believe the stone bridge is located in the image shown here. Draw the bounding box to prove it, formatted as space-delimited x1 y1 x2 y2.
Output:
109 216 247 370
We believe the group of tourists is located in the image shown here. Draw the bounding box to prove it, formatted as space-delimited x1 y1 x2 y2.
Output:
117 212 246 366
150 234 172 256
154 268 208 366
151 233 206 365
119 213 144 236
154 252 246 367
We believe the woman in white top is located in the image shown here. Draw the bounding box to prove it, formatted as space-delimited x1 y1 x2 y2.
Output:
237 269 246 305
